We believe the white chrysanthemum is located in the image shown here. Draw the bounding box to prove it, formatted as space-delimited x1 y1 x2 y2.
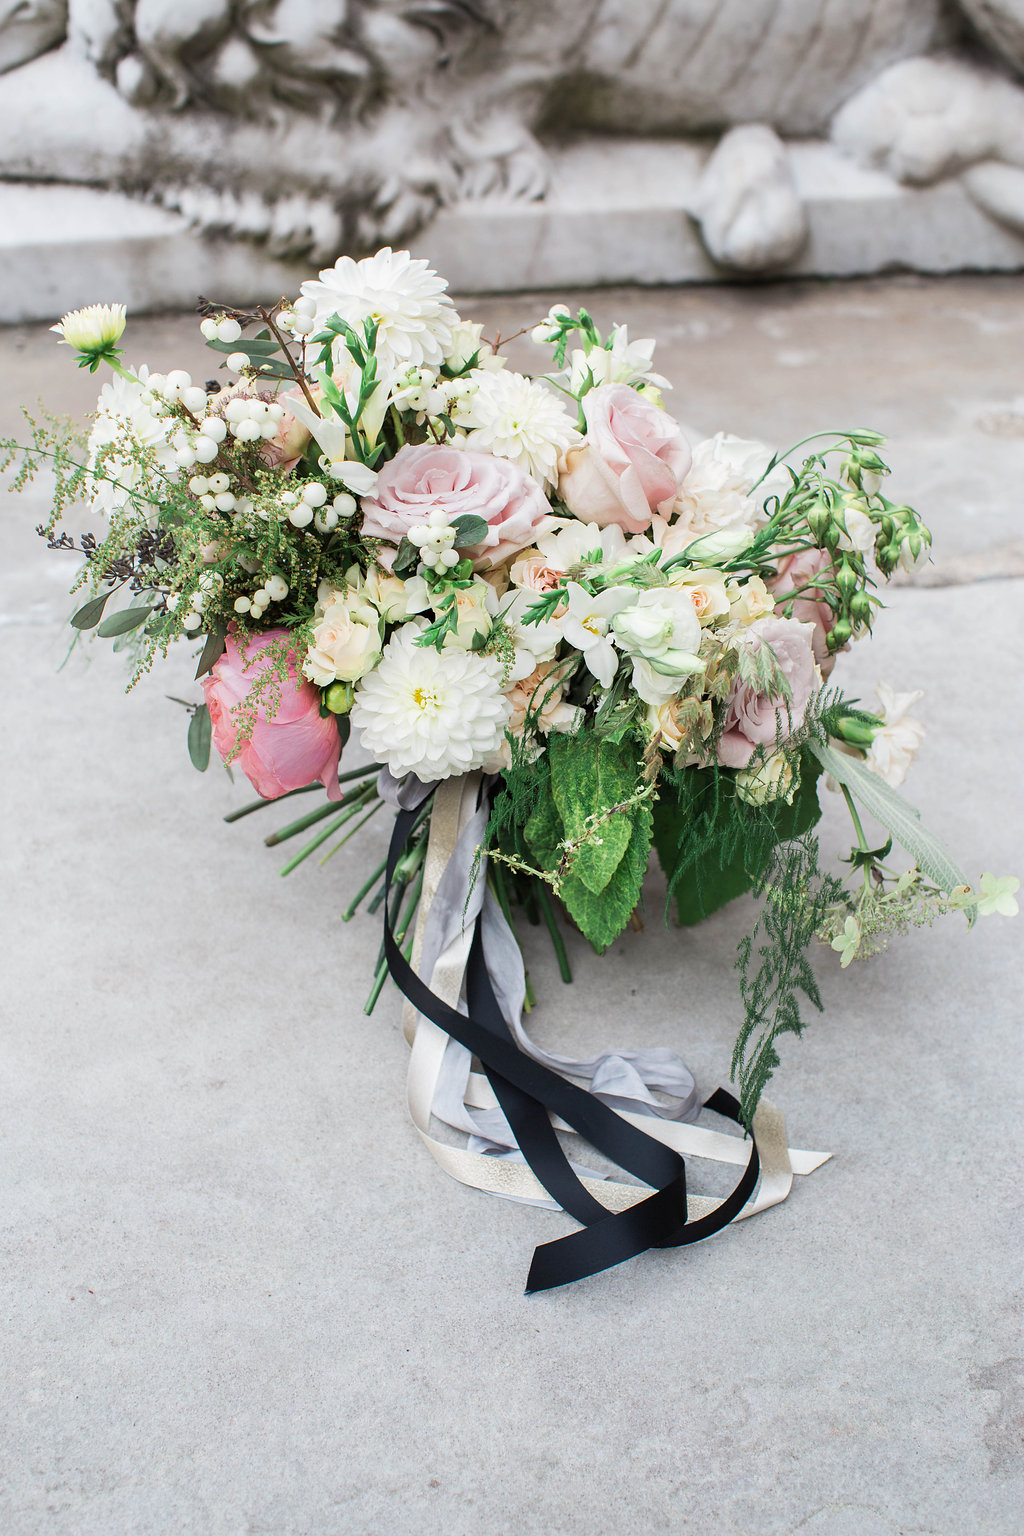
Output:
85 368 177 515
351 624 510 781
300 247 458 372
450 370 580 487
51 302 126 354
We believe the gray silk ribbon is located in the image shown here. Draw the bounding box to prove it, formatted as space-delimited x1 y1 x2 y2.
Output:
381 769 701 1173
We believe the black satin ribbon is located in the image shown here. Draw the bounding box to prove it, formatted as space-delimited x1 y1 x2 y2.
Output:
384 798 761 1292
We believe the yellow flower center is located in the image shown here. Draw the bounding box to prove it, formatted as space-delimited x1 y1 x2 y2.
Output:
581 615 601 635
412 686 441 711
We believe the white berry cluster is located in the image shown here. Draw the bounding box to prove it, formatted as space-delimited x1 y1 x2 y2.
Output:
278 484 356 534
406 510 462 572
175 570 226 633
277 295 317 338
199 315 242 344
233 572 289 621
186 470 253 519
222 394 286 443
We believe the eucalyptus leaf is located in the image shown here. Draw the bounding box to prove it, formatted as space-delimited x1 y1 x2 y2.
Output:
392 538 420 577
70 590 115 630
96 604 154 638
807 741 972 912
195 627 226 680
205 336 281 356
188 703 212 772
451 514 489 546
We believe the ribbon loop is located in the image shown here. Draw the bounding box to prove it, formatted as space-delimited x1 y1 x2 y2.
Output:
383 784 771 1292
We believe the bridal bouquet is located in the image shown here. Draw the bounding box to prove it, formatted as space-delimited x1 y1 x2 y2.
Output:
8 249 1016 1290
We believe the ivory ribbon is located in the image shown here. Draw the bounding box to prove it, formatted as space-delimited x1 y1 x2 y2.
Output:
396 772 829 1227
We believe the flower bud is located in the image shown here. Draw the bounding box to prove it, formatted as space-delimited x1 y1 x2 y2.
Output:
323 682 355 715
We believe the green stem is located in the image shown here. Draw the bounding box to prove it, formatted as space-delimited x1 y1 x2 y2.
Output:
278 789 374 875
318 798 382 864
534 881 573 984
342 856 389 921
265 793 360 846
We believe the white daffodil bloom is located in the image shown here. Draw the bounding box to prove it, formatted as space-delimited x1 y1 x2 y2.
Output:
561 582 633 688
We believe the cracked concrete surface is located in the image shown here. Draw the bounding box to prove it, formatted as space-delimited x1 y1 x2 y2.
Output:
1 275 1022 1536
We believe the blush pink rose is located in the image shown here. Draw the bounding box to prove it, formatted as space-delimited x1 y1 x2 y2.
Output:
768 548 841 677
261 388 312 471
360 443 551 567
558 383 691 535
202 628 342 801
718 616 818 769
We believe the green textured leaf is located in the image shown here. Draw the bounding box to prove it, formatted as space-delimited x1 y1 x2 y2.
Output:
523 772 563 870
70 590 114 629
549 734 638 896
188 703 212 772
391 538 420 577
807 740 969 901
97 604 154 638
560 801 654 952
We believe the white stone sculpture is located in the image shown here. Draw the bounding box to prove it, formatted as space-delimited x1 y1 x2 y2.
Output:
2 0 1024 274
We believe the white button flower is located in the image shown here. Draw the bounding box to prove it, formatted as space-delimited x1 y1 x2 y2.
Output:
561 582 633 688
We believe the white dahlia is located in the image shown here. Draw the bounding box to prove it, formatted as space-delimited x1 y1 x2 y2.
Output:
351 624 510 782
300 248 458 372
85 368 177 515
450 370 580 487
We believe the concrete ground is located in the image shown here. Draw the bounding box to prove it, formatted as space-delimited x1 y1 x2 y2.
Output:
1 275 1022 1536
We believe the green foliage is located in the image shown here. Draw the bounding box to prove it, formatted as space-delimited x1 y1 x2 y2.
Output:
732 835 844 1125
187 703 212 772
653 752 822 926
489 732 656 952
548 732 637 895
807 741 971 908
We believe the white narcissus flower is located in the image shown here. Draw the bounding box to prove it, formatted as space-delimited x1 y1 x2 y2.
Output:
449 370 581 487
300 247 457 372
561 582 633 688
865 681 925 787
52 303 126 355
351 623 510 781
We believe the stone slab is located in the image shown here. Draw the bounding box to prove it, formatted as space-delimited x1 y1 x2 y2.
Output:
3 137 1024 323
1 282 1022 1536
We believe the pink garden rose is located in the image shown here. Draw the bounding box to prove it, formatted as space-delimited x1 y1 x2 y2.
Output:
558 383 691 535
717 616 818 769
261 386 312 471
202 629 342 801
360 443 551 567
767 548 839 678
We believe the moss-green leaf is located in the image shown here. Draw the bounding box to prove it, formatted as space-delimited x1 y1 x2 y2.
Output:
560 799 654 952
549 733 638 896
